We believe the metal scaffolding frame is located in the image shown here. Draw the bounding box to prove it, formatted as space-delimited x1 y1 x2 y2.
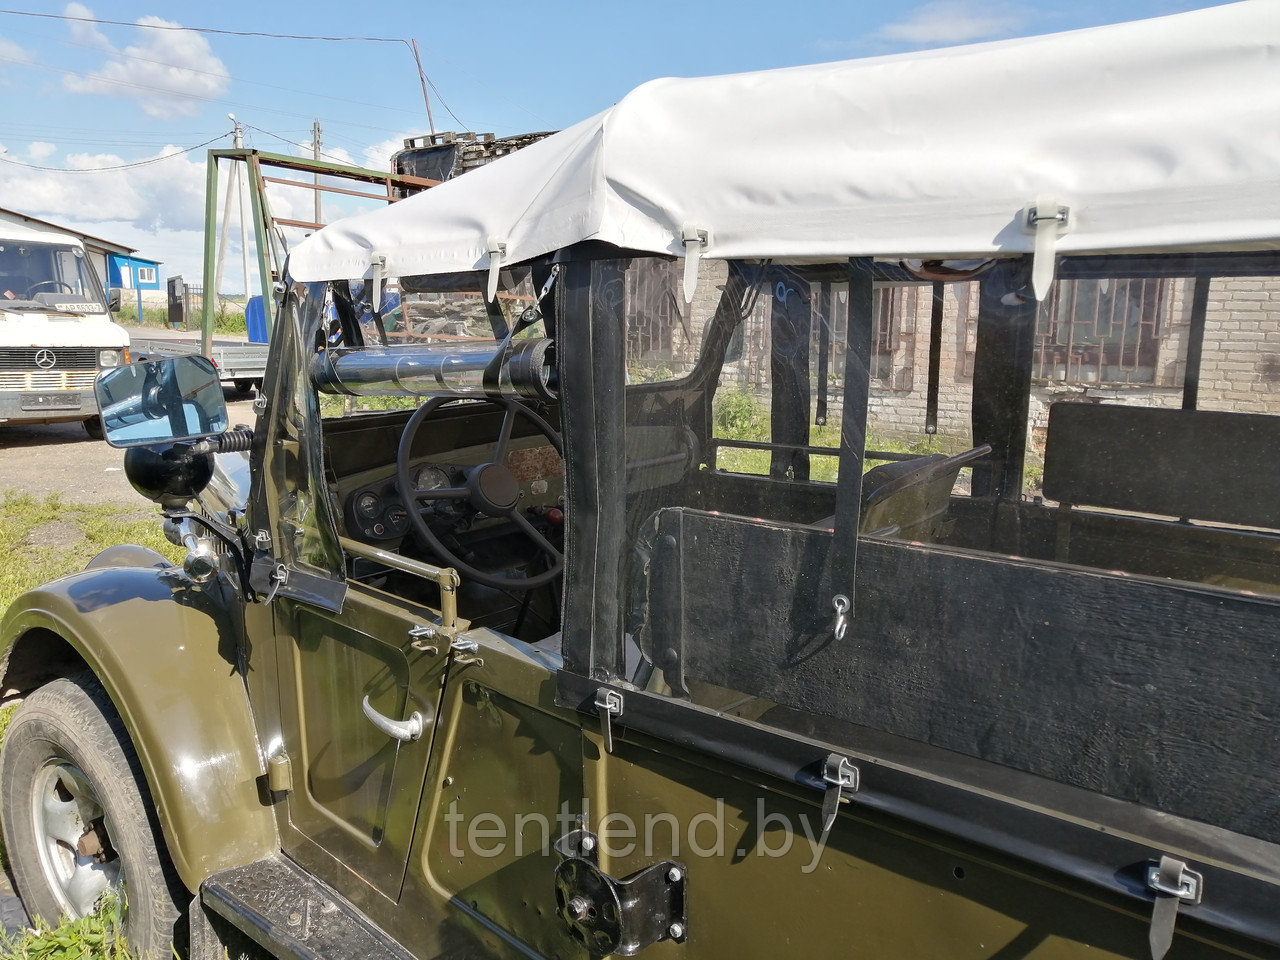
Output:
199 149 438 354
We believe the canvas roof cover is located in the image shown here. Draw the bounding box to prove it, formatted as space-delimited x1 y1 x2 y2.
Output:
288 1 1280 284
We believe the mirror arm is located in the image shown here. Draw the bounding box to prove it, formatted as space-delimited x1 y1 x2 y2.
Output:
178 428 255 457
163 509 253 596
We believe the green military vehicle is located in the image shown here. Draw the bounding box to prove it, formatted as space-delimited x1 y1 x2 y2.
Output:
3 5 1279 959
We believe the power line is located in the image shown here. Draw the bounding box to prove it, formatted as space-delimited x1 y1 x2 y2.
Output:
0 7 443 127
0 9 406 44
4 20 437 122
0 134 229 172
240 122 367 168
0 52 409 133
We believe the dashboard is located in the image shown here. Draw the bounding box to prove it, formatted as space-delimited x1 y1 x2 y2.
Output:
340 441 565 545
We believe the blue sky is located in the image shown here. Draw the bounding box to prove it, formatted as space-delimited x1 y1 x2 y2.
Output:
0 0 1226 290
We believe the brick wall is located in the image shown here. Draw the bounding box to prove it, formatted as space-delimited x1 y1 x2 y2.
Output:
623 261 1280 453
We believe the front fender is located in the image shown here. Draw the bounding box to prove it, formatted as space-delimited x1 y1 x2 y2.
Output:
0 564 278 891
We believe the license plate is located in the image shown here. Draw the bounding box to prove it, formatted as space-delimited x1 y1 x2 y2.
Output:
21 393 82 411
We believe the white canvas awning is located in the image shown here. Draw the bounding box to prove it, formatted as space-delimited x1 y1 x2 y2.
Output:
289 1 1280 287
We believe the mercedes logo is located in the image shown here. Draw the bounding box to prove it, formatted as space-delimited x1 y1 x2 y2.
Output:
34 349 56 369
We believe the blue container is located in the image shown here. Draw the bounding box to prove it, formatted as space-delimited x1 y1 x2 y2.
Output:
245 296 268 343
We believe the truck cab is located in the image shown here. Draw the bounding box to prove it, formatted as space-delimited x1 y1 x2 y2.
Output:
0 222 129 436
1 5 1278 960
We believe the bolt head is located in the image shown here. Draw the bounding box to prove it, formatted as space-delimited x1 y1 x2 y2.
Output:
567 896 592 921
667 866 683 882
579 835 596 852
668 922 685 939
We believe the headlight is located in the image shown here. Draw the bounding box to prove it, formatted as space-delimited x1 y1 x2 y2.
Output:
99 348 124 367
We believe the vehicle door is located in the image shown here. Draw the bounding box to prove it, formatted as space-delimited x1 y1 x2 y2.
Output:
251 282 452 903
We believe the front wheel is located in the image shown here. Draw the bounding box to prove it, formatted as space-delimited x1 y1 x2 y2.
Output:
83 417 104 440
0 674 185 958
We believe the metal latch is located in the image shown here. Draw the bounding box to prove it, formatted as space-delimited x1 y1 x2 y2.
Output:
594 687 624 754
408 624 438 655
553 829 686 956
820 753 859 833
449 637 483 667
1146 855 1203 960
256 562 288 604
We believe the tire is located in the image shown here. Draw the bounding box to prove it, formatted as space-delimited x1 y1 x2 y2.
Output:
232 379 254 396
0 674 186 959
83 417 104 440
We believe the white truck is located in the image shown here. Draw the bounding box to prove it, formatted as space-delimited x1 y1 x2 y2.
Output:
0 221 129 437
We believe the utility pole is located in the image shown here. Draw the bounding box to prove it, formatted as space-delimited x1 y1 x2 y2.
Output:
232 117 251 308
312 120 323 226
213 114 239 309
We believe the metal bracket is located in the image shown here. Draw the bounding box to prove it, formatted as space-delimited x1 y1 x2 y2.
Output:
594 687 624 754
252 529 273 551
553 829 686 956
1146 856 1204 960
820 752 860 833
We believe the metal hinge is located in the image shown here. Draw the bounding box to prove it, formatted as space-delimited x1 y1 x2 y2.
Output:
820 752 859 833
1146 856 1203 960
266 751 292 795
594 687 624 754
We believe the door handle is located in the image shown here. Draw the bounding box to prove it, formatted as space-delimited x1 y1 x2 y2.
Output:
361 696 429 742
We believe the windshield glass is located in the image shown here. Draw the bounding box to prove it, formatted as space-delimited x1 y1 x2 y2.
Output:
0 240 105 311
313 270 549 418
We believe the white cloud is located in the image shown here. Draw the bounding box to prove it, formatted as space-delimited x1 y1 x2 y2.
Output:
875 1 1027 47
63 2 111 49
62 9 229 120
0 35 33 62
0 146 208 233
27 142 56 161
363 135 413 173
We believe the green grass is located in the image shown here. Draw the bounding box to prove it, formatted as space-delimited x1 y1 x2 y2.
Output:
0 897 131 960
112 304 247 337
0 494 178 956
710 387 968 481
0 493 179 613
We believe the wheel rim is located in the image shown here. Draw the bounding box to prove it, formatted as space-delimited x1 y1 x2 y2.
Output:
30 761 122 918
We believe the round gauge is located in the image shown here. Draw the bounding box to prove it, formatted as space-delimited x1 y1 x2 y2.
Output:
386 504 409 530
414 465 450 492
355 491 381 519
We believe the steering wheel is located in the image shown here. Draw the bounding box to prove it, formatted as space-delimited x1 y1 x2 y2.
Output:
396 396 563 590
24 280 74 298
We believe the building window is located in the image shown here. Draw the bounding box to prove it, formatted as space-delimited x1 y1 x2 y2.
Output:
871 286 918 391
1034 278 1175 385
136 266 157 285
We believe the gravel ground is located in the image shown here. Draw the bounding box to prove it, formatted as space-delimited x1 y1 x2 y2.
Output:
0 324 259 507
0 390 258 508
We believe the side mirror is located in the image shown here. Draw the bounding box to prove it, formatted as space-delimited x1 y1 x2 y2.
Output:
95 356 229 448
107 288 123 313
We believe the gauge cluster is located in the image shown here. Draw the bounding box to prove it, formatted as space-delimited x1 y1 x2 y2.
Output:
342 477 414 542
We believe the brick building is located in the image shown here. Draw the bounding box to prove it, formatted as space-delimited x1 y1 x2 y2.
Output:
623 260 1280 467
